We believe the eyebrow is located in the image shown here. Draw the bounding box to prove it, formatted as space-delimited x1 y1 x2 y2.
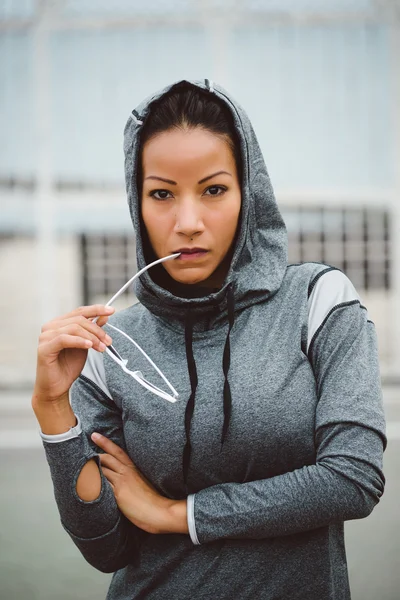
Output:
198 170 232 184
144 170 232 186
145 176 177 185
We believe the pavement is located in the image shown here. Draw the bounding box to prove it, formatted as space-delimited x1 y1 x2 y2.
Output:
0 388 399 600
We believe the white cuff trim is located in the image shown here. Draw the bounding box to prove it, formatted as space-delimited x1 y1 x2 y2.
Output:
39 413 82 443
187 494 201 545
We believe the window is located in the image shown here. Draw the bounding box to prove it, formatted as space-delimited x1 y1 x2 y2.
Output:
80 234 137 307
80 206 391 305
284 206 390 291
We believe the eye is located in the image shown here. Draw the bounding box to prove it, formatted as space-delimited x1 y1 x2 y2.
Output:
204 185 227 197
149 189 173 200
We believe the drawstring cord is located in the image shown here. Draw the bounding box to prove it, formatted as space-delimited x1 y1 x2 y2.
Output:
183 312 198 493
182 283 236 491
221 284 235 449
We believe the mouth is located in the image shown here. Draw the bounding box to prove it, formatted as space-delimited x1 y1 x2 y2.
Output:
173 247 209 261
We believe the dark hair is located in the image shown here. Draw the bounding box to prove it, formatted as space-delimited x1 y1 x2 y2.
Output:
138 82 242 186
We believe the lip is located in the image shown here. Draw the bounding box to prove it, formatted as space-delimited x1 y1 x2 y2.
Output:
175 247 208 254
173 247 209 261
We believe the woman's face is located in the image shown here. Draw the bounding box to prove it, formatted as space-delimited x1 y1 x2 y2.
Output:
141 127 241 287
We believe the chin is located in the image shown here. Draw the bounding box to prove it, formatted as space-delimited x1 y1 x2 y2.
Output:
174 275 209 285
167 267 212 286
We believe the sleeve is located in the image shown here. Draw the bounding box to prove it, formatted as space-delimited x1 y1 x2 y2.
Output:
41 348 141 572
188 269 387 545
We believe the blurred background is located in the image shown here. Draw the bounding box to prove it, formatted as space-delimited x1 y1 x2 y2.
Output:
0 0 399 599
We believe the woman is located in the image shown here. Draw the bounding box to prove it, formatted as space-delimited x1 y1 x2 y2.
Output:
32 79 386 600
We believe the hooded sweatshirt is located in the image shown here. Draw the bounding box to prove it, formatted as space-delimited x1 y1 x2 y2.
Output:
40 79 386 600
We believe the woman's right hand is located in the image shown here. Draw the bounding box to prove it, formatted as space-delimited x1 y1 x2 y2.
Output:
33 305 115 404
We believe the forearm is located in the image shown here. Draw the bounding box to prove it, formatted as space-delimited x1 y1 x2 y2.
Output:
32 393 102 502
37 416 135 572
193 462 375 544
190 426 385 545
33 380 141 573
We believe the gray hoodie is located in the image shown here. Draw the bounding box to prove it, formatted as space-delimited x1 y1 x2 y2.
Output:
41 79 386 600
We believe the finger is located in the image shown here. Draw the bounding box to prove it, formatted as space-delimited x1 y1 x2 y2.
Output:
98 453 127 474
49 305 115 324
91 433 133 466
40 327 107 354
42 316 113 344
101 466 118 487
38 334 93 357
41 322 112 350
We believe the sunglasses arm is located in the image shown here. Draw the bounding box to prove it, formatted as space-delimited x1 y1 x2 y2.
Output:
105 253 181 308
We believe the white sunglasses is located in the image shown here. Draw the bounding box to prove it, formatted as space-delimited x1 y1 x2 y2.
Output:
93 253 181 403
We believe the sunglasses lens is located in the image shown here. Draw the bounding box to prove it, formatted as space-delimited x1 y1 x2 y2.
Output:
105 324 179 402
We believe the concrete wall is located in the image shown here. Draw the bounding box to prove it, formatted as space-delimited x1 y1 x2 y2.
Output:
0 235 81 387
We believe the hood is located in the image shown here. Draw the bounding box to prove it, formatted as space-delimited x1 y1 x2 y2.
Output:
123 78 288 326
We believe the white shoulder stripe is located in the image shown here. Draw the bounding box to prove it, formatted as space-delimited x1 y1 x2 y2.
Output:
307 270 367 352
81 348 113 401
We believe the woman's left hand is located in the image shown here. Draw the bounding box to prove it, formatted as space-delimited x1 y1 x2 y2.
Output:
91 432 188 536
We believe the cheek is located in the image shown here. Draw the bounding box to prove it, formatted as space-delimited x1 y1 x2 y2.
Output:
142 203 171 245
209 202 241 244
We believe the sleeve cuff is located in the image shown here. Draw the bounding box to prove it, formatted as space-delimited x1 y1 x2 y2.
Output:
39 413 82 443
187 493 200 545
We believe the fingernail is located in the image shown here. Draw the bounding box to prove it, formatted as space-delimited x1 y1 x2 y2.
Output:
105 334 112 344
105 306 114 313
92 432 101 441
99 342 106 351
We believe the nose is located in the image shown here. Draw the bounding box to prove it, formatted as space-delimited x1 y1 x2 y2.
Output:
173 198 205 238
